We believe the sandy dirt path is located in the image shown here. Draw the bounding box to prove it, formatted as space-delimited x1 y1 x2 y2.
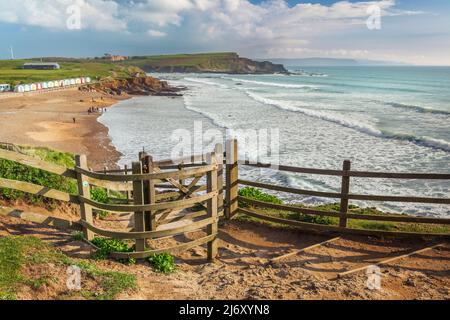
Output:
0 210 448 300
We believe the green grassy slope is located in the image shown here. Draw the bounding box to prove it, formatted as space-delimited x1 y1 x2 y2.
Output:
123 52 287 74
0 59 144 86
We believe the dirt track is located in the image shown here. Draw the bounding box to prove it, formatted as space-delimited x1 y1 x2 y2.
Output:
0 207 448 300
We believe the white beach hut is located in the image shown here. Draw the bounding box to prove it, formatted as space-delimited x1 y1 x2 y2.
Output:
42 82 48 89
75 78 81 84
30 84 37 91
15 85 25 93
70 79 76 85
48 81 54 88
64 79 70 86
86 77 91 83
24 84 30 92
37 83 42 90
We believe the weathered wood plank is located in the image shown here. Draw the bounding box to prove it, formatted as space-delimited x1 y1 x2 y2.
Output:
0 206 82 231
206 152 219 261
75 155 94 240
75 164 218 182
80 191 218 212
339 160 351 228
0 178 79 204
348 194 450 204
226 139 239 219
238 179 342 199
237 208 450 238
108 234 217 259
0 148 77 179
80 216 216 240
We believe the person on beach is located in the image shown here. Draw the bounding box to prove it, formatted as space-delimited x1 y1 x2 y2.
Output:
73 118 76 123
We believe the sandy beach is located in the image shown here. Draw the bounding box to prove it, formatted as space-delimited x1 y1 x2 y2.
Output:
0 89 129 169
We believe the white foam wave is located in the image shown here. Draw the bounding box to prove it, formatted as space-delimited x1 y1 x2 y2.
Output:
246 91 450 152
245 91 382 136
183 98 229 129
225 77 319 89
184 77 228 88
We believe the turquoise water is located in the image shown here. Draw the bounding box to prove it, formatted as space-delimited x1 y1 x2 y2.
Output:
100 67 450 217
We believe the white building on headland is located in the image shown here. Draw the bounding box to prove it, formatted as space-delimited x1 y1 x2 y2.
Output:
23 62 61 70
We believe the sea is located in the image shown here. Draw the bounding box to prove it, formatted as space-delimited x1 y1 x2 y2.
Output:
99 66 450 217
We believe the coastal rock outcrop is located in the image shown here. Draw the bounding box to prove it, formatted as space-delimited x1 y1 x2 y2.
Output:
81 76 183 96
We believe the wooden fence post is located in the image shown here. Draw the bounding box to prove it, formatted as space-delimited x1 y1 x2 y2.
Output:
124 164 131 202
75 155 94 241
225 139 239 219
206 152 218 261
132 161 146 252
339 160 351 228
103 166 110 198
215 143 224 217
142 155 156 231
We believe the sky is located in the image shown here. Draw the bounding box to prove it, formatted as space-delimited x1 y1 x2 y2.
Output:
0 0 449 65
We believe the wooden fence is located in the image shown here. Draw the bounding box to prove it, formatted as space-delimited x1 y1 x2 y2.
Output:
222 139 450 238
1 139 449 263
0 146 221 260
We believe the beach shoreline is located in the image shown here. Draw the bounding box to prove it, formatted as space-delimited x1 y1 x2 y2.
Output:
0 88 129 170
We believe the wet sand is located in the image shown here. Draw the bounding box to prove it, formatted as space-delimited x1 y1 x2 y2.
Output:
0 89 130 169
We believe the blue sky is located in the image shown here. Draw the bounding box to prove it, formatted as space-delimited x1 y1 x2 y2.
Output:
0 0 449 65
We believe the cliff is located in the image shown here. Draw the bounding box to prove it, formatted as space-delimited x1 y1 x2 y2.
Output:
80 76 183 96
124 52 288 74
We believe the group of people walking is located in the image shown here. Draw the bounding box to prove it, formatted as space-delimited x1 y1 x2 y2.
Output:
88 107 107 114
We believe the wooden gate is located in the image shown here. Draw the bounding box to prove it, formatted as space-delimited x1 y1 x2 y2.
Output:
0 146 221 261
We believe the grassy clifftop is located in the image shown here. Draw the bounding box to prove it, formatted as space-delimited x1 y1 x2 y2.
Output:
0 52 287 85
123 52 288 74
0 59 144 86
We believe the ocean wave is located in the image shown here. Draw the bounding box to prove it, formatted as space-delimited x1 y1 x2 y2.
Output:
246 91 450 152
183 99 229 129
224 77 320 89
184 77 228 88
384 102 450 116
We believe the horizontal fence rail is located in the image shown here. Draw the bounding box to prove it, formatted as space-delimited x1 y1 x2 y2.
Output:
225 139 450 238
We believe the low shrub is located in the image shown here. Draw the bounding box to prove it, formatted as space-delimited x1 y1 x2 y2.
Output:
238 187 283 207
147 253 176 273
91 237 135 265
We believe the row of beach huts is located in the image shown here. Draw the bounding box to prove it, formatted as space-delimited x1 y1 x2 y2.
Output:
0 77 92 94
13 77 92 93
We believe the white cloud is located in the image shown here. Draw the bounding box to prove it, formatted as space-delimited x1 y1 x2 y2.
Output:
0 0 430 62
0 0 125 31
147 29 166 37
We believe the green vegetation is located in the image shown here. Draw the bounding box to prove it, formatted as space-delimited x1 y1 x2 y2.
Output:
0 236 136 300
237 187 450 234
0 58 144 86
91 237 136 265
0 145 77 209
147 253 176 273
124 52 239 71
239 187 283 206
0 144 124 215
